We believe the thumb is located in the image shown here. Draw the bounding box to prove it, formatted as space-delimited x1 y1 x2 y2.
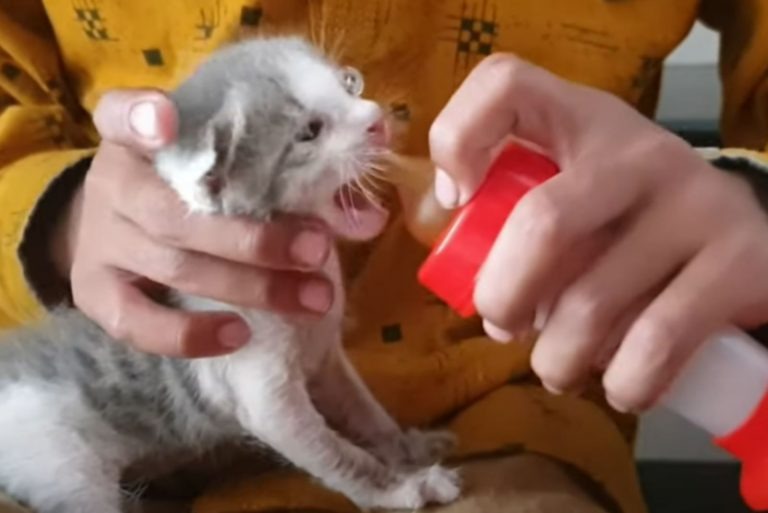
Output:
93 89 178 154
428 54 592 208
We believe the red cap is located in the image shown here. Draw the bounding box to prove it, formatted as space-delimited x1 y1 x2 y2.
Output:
715 388 768 511
418 144 559 317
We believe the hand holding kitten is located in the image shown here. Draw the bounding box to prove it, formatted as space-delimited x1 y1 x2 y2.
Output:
52 90 336 357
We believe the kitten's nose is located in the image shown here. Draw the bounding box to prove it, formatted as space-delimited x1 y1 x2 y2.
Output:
367 118 389 146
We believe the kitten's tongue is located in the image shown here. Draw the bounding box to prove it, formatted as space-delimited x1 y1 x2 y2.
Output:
329 186 389 241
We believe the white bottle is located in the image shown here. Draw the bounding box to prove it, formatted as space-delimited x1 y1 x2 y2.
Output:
661 328 768 511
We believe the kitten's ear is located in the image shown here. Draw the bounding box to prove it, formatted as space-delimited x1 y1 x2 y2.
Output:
154 87 247 214
201 87 248 194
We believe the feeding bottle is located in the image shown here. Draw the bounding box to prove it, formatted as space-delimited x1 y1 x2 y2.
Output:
418 144 768 511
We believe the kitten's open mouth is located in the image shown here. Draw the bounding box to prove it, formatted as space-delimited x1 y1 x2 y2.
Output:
329 182 389 241
325 119 392 240
333 184 376 210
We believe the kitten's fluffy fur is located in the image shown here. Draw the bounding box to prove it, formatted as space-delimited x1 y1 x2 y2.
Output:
0 37 460 513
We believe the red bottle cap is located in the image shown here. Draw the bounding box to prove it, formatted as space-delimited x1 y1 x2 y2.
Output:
715 388 768 511
418 144 559 317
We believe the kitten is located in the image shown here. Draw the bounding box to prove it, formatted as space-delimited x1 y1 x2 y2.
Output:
0 37 460 513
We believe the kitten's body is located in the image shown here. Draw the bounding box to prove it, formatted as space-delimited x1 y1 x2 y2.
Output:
0 38 460 513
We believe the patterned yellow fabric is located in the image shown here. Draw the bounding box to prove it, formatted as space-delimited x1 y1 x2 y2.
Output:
1 1 768 512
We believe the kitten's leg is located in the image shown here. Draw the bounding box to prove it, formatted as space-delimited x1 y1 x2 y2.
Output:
311 347 456 467
0 386 123 513
232 361 460 509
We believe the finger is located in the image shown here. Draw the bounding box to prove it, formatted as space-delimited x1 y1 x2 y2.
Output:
531 202 698 394
482 317 535 343
536 296 651 396
108 217 333 314
75 271 250 358
603 237 757 413
429 54 630 205
97 152 330 270
93 89 177 153
474 167 649 334
592 297 653 372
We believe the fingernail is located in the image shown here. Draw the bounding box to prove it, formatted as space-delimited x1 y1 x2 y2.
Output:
434 168 459 208
129 101 159 139
299 279 333 313
217 320 251 349
608 400 630 414
483 320 515 344
543 382 565 396
291 230 330 268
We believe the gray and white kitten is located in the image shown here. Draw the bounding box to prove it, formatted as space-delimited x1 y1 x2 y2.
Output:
0 37 460 513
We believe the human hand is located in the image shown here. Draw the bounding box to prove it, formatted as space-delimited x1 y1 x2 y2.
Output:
53 90 334 358
429 54 768 413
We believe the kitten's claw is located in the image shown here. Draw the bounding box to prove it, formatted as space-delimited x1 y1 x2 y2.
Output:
355 465 462 510
398 429 457 466
372 429 457 467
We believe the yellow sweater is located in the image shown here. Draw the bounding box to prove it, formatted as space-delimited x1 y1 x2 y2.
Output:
2 1 768 512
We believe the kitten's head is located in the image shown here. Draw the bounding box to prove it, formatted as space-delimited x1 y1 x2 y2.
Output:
155 37 389 240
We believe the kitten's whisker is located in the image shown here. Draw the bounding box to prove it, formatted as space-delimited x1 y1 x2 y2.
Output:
328 28 347 62
363 168 391 185
346 172 362 227
360 173 386 193
354 176 386 212
338 164 361 228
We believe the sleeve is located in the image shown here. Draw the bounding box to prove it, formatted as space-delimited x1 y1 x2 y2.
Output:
696 1 768 168
696 0 768 345
0 2 96 329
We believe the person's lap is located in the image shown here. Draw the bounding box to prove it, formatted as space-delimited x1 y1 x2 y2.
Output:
0 453 611 513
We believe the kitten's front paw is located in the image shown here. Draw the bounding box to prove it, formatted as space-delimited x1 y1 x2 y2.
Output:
394 429 457 466
362 465 462 510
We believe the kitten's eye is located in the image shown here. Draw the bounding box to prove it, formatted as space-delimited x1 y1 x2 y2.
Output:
297 119 324 142
341 66 364 97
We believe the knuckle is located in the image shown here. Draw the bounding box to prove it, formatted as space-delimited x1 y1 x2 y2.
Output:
139 200 183 244
603 375 650 413
428 115 465 165
603 366 661 413
558 287 611 336
153 248 192 285
630 316 680 372
69 270 89 309
640 131 683 157
242 272 275 308
476 53 527 86
474 280 512 327
680 173 726 212
103 300 132 343
237 224 269 263
515 188 567 248
262 271 301 310
107 319 132 345
603 316 689 413
170 321 196 357
69 271 127 339
531 351 580 393
723 229 765 270
83 156 115 194
429 54 527 165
